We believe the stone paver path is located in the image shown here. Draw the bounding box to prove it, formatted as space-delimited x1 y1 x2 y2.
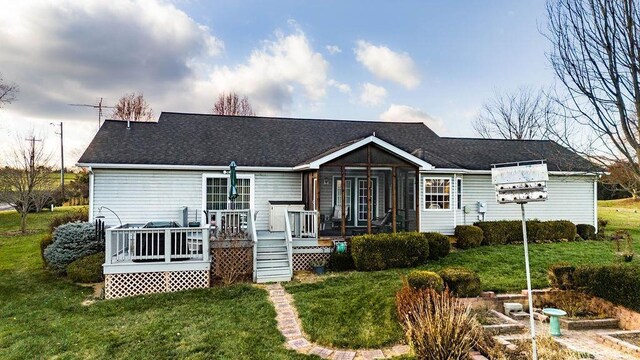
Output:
498 321 640 360
265 283 411 360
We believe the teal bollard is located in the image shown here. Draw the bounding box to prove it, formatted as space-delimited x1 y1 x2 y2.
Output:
542 308 567 336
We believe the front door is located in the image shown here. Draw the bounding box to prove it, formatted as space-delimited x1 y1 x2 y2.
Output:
356 178 377 227
333 177 377 227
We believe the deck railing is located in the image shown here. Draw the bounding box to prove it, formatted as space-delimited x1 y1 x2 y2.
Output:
105 225 210 265
284 210 294 275
248 209 259 282
287 210 318 239
207 209 251 240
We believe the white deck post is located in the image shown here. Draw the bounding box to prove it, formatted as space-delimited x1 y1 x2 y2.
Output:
164 229 171 263
202 227 210 262
105 228 112 265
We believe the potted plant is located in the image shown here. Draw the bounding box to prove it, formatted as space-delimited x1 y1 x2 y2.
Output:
612 230 635 262
310 259 327 275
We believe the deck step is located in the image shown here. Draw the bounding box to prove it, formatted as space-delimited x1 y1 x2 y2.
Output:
256 231 286 240
257 239 286 247
257 259 289 269
257 252 288 260
256 266 291 276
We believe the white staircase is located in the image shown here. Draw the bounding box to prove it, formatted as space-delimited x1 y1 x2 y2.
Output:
255 231 292 283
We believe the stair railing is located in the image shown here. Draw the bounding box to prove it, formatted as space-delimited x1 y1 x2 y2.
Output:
248 209 259 282
284 209 294 276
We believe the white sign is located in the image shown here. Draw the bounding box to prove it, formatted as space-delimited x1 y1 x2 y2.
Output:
492 162 548 204
492 163 548 185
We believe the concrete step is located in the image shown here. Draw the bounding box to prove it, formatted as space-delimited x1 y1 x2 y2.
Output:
257 259 289 269
256 274 292 283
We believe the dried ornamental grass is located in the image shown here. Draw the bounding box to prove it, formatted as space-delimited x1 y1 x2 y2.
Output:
396 285 482 360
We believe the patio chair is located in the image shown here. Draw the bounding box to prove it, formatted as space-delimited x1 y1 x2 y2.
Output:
330 205 349 229
372 209 392 233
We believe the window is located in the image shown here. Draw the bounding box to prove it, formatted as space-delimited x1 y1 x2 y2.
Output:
206 176 252 210
456 178 462 210
424 178 451 210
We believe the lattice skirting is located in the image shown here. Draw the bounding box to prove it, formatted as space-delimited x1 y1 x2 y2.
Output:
104 270 209 299
211 246 253 280
292 252 331 271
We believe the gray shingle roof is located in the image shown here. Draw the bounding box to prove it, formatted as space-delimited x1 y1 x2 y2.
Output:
77 112 596 172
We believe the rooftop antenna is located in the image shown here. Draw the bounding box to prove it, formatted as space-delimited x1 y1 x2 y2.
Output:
68 98 115 131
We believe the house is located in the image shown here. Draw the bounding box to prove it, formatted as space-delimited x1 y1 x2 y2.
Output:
78 113 599 298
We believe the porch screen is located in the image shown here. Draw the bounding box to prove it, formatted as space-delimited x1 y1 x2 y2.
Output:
206 177 251 210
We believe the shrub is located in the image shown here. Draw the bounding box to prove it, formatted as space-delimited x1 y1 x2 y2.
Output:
48 207 89 234
351 232 429 271
439 267 482 297
407 270 444 292
44 222 103 273
396 286 482 359
327 251 355 271
573 264 640 311
474 219 577 245
597 218 609 240
576 224 597 240
67 252 104 283
40 234 54 266
454 225 483 249
547 263 575 290
424 232 450 260
534 290 611 319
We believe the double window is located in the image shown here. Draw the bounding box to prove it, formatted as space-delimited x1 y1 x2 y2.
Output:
424 178 451 210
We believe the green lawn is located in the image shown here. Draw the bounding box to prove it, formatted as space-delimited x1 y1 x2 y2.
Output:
285 199 640 349
0 208 315 360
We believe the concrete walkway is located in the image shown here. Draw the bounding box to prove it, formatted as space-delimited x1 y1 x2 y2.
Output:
497 322 639 359
265 283 411 360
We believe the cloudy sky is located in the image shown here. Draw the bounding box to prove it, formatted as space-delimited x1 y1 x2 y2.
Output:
0 0 553 166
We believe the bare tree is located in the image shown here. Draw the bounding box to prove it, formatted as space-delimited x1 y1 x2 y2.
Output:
111 92 154 121
473 87 555 140
602 161 640 199
0 135 53 233
546 0 640 184
0 73 18 109
213 92 255 116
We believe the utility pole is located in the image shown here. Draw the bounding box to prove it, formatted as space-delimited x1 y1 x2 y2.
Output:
51 122 64 199
25 136 43 175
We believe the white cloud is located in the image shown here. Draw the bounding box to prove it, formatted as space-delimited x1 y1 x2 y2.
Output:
359 83 387 106
354 40 420 89
0 0 222 164
328 79 351 93
191 29 331 115
326 45 342 54
379 104 444 133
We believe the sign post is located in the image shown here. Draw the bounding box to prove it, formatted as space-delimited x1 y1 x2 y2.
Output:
491 160 548 360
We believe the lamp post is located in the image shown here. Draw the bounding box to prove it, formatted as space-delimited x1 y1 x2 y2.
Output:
50 122 64 200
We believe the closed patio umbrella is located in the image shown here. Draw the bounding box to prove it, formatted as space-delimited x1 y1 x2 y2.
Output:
228 161 238 209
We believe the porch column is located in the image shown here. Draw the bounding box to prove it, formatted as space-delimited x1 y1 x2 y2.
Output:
341 166 346 237
392 166 397 233
367 145 372 234
415 169 420 232
314 171 321 236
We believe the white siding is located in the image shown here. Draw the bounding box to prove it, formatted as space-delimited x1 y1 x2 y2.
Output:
92 169 202 226
455 174 596 227
419 174 456 234
92 169 302 231
253 172 302 230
